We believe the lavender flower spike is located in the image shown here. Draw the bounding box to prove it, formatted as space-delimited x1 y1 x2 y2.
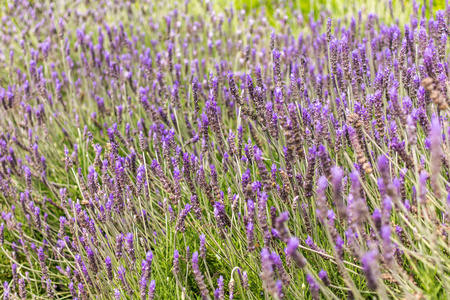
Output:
191 251 210 299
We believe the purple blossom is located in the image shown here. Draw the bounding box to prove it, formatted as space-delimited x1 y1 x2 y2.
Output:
318 269 330 286
200 234 207 259
361 250 379 290
173 249 180 274
306 273 320 300
191 252 209 298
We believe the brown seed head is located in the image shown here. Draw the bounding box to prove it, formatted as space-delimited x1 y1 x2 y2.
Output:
421 77 434 91
347 113 362 128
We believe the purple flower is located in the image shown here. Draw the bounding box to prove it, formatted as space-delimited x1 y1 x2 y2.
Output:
140 276 148 300
148 280 156 300
286 237 306 268
125 236 136 265
118 265 132 295
430 116 442 198
115 233 124 259
242 271 249 290
78 283 88 300
0 223 3 245
318 269 330 286
143 251 153 281
372 209 382 230
213 201 230 233
271 252 290 286
191 251 209 298
18 278 26 299
69 282 75 298
306 273 320 300
86 246 98 273
381 225 393 265
335 235 344 260
173 249 180 274
105 256 113 280
246 221 255 252
38 247 49 279
316 176 328 222
217 276 225 300
200 234 206 259
418 171 428 204
260 248 277 296
114 288 121 300
175 203 192 233
331 166 345 220
361 250 379 290
46 278 54 298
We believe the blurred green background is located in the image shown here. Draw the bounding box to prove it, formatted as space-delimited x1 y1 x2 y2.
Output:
229 0 447 29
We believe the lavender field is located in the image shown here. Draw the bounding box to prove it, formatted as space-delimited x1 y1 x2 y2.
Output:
1 0 450 299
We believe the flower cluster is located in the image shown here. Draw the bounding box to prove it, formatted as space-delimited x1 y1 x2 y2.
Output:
0 0 449 299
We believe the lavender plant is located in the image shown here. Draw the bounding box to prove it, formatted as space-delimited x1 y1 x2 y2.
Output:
1 0 450 299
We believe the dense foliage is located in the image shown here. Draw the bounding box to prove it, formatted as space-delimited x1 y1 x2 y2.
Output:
1 0 450 299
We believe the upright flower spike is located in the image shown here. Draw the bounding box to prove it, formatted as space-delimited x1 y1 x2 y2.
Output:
46 278 55 299
318 144 331 178
306 274 320 300
191 252 209 299
316 176 328 222
143 251 153 281
331 166 346 221
381 225 393 266
271 252 290 286
3 281 10 300
227 71 241 106
17 277 26 299
125 233 136 266
418 171 428 205
217 276 225 300
258 191 271 245
148 280 156 300
275 280 284 299
274 212 290 243
86 246 98 273
304 146 317 198
260 248 277 296
199 234 207 259
246 221 255 252
189 188 202 215
140 276 148 300
254 148 271 191
285 237 307 268
242 271 249 290
0 223 4 246
175 203 192 233
361 249 380 290
430 116 442 198
173 249 180 274
347 122 372 175
78 283 88 300
318 269 330 286
213 201 230 234
38 247 49 279
118 265 132 296
406 115 417 146
114 288 121 300
105 256 113 280
389 86 406 124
